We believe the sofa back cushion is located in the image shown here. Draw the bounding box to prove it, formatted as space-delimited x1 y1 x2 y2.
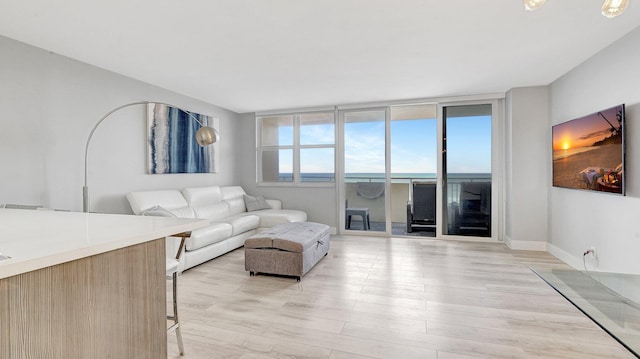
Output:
182 186 222 207
182 186 230 220
221 186 247 215
192 202 230 220
126 190 195 218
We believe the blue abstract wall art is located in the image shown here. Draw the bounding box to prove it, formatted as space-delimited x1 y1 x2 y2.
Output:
147 103 219 174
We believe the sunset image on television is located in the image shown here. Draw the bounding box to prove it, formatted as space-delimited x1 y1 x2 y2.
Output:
552 104 624 194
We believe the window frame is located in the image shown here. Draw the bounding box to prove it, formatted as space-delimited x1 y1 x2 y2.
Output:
256 109 336 187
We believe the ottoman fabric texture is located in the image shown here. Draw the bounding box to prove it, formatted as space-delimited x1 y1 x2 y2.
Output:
244 222 330 280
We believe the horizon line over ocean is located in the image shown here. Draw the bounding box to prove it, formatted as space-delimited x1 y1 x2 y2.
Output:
553 146 599 161
277 172 491 182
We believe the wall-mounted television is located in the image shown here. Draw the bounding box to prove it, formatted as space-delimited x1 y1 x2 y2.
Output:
552 104 625 195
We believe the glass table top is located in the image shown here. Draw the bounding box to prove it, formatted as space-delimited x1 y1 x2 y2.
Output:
531 267 640 357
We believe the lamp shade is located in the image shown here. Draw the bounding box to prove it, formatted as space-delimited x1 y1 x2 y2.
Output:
602 0 629 17
195 126 219 146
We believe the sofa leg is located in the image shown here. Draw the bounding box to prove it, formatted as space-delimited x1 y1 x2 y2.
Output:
296 276 301 282
250 271 255 277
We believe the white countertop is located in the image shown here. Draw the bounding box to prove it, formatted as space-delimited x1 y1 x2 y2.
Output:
0 209 209 279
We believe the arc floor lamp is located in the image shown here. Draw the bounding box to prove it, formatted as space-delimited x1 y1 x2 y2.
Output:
82 101 219 213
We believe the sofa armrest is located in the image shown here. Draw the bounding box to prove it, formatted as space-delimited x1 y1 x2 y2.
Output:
266 199 282 210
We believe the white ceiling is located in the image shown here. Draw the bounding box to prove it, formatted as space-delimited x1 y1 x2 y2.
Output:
1 0 639 114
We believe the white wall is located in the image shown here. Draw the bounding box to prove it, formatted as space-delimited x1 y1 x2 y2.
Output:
549 26 640 274
235 113 338 228
504 87 550 250
0 35 239 213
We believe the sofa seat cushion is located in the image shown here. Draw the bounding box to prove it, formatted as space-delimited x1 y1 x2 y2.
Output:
252 209 307 227
216 214 260 236
186 222 233 251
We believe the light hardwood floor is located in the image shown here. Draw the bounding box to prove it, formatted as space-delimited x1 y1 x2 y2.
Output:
168 235 635 359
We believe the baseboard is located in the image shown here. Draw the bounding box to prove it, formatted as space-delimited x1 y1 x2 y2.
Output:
504 235 548 251
547 243 585 271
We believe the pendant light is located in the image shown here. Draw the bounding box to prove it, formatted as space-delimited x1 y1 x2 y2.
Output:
525 0 630 17
524 0 546 11
602 0 630 18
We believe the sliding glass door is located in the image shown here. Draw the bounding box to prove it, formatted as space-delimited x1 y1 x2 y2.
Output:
338 100 499 240
342 109 387 233
442 104 493 238
339 105 438 236
391 105 438 237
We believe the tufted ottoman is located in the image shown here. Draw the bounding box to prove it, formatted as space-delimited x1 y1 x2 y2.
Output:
244 222 330 281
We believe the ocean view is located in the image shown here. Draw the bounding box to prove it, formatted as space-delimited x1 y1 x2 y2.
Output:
553 146 598 161
279 173 491 182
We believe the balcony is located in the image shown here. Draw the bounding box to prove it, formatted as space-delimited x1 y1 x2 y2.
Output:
345 174 491 237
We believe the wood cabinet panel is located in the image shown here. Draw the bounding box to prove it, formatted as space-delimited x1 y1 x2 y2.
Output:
0 239 166 359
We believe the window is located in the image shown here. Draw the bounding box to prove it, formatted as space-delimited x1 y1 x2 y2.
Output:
257 111 335 184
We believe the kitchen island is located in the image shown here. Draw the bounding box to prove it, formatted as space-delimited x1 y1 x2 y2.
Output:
0 209 208 359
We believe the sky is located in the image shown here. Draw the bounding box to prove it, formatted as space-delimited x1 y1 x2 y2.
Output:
552 105 623 151
276 115 492 175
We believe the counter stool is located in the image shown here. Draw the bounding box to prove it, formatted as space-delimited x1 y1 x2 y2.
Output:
167 232 190 356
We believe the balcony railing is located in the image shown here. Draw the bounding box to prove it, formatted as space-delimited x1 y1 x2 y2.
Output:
344 174 491 237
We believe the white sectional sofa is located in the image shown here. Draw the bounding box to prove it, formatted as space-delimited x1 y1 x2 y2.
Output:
127 185 307 272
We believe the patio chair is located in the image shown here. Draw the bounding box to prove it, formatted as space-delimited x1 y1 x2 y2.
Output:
456 181 491 235
406 181 436 233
